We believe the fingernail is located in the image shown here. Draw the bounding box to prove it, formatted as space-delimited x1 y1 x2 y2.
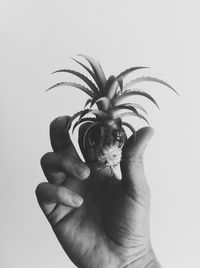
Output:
72 195 83 207
77 163 90 180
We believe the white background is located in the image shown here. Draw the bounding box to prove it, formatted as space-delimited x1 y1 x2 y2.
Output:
1 1 200 267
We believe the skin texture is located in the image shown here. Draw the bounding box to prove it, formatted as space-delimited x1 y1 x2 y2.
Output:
36 116 159 268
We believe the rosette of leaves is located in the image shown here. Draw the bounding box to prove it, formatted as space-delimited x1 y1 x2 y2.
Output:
47 55 178 169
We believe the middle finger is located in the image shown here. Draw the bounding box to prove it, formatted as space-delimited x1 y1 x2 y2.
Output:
40 152 90 184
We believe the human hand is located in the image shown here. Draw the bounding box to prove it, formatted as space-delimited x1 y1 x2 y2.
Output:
36 116 160 268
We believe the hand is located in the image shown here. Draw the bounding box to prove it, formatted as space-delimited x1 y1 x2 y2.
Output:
36 116 160 268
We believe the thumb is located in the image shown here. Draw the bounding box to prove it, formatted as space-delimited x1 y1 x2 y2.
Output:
121 127 154 198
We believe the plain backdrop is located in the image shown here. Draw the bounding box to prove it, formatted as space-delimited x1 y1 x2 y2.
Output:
1 0 200 267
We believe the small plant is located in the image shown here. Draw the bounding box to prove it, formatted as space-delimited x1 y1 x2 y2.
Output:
47 55 178 169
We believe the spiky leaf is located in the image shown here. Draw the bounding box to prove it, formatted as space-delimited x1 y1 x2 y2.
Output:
112 90 159 109
46 82 94 98
72 117 96 133
120 102 148 115
79 54 107 91
84 98 92 108
78 109 93 119
117 112 149 125
124 76 179 95
117 67 149 80
71 57 99 88
111 104 140 118
118 112 149 125
52 69 99 95
116 111 138 119
105 76 120 99
65 109 90 132
84 109 108 119
138 114 149 125
90 95 101 107
73 108 107 121
83 122 100 149
117 77 123 93
121 121 136 136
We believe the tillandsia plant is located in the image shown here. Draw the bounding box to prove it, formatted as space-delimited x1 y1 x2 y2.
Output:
47 54 179 170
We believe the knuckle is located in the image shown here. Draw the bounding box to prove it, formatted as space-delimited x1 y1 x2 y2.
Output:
56 186 66 201
59 155 70 171
130 155 144 164
75 161 90 179
57 155 90 179
73 159 82 172
135 184 151 204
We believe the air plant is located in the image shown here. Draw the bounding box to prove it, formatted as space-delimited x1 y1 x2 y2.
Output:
47 55 178 169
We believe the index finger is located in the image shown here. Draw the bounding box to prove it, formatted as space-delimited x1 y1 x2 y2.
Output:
49 116 90 180
50 116 77 156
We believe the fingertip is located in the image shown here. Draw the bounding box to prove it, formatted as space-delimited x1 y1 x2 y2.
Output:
81 166 91 180
50 116 71 134
122 126 155 161
71 194 84 207
35 182 48 202
75 162 90 180
50 116 77 153
137 126 155 140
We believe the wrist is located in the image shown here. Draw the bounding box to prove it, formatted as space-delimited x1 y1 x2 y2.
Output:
124 248 161 268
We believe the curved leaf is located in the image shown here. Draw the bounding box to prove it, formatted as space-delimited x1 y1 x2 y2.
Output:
79 54 107 91
139 114 150 125
65 109 90 132
117 77 123 93
117 67 149 80
111 104 140 118
121 121 136 136
78 108 93 119
119 102 148 115
112 90 159 109
90 95 101 107
96 97 111 111
71 57 99 88
104 75 115 93
83 122 100 149
52 69 99 95
84 98 92 108
85 109 108 119
46 82 94 98
117 112 149 125
72 117 96 133
105 76 120 99
117 111 138 118
124 76 179 95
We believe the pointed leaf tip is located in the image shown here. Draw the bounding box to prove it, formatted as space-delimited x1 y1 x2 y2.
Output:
51 69 99 95
121 121 136 136
78 54 107 91
71 57 101 91
124 76 179 95
113 90 160 109
117 67 149 81
46 82 94 98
